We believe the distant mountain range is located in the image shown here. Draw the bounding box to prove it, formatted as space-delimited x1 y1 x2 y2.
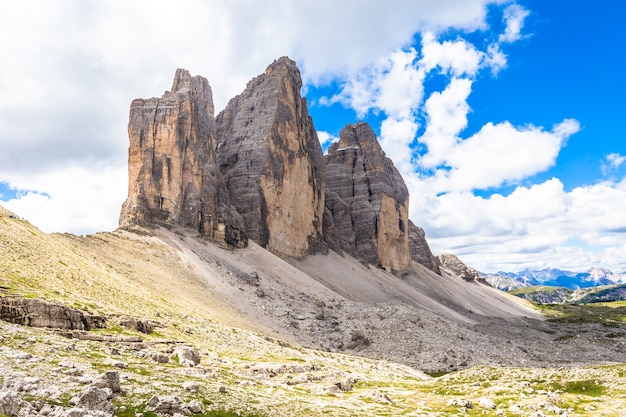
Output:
482 267 626 291
507 284 626 304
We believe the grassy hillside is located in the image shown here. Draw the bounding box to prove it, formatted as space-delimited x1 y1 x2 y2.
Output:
537 301 626 324
2 206 626 415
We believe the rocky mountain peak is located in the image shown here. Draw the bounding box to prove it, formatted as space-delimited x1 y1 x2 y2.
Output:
119 58 442 275
324 122 411 274
265 56 299 76
408 221 441 274
119 69 247 248
215 57 325 258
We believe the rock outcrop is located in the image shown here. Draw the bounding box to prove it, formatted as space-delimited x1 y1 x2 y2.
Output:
119 69 247 248
408 221 441 275
0 296 106 330
215 57 325 258
324 122 410 274
437 253 488 284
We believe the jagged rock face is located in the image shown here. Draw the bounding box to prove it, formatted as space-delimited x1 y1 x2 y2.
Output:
408 221 441 275
437 253 488 284
324 122 410 274
119 69 247 248
216 57 325 258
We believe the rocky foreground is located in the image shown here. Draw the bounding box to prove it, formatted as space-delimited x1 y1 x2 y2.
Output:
2 305 626 417
3 207 626 416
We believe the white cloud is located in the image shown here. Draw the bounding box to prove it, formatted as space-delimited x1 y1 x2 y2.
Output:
2 163 126 235
499 4 530 43
607 153 626 167
317 131 338 148
602 153 626 175
420 32 484 77
419 178 626 273
485 43 508 74
433 119 580 192
379 118 420 174
0 0 500 235
418 78 472 169
325 48 426 119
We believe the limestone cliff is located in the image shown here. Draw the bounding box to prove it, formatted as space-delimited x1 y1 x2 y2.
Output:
215 57 325 258
408 221 441 275
324 122 410 274
119 69 247 248
118 58 442 272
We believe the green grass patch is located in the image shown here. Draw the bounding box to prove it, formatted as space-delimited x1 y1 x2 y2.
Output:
536 302 626 323
509 285 569 295
550 379 606 396
202 411 266 417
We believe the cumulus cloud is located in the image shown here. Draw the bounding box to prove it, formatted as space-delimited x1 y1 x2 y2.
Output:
0 0 499 234
499 4 530 43
430 119 580 192
420 32 484 77
602 153 626 175
423 178 626 272
418 77 473 169
2 162 126 235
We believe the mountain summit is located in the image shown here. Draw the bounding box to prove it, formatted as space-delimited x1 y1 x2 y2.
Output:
119 57 439 274
119 68 247 248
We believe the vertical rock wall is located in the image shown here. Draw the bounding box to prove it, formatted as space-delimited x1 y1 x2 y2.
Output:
215 57 325 258
119 69 246 248
324 123 411 274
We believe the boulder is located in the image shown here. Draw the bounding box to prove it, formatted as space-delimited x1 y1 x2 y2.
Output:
92 371 120 393
146 395 183 415
0 391 20 417
173 345 200 367
76 387 116 415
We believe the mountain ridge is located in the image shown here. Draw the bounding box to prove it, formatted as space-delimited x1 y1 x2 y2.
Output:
484 267 626 291
120 57 440 275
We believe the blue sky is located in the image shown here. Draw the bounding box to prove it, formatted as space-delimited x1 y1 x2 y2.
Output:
1 1 625 273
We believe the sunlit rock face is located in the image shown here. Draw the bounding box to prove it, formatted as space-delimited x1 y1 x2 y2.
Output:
120 69 247 248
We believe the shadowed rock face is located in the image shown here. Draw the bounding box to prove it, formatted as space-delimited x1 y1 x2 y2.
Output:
119 69 247 248
408 221 441 275
215 57 325 258
324 123 410 274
